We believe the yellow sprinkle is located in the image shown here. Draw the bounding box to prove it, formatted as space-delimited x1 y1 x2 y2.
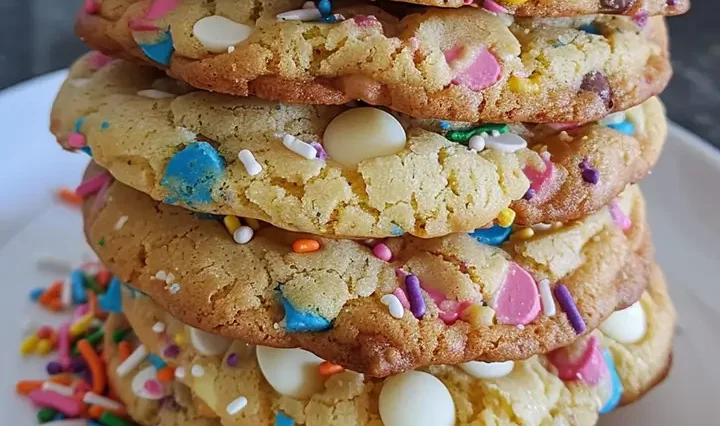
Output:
503 0 529 4
244 218 261 230
508 75 541 94
460 305 496 328
20 335 39 355
70 313 95 338
174 332 186 345
223 216 241 235
497 208 516 228
511 227 535 240
36 339 53 356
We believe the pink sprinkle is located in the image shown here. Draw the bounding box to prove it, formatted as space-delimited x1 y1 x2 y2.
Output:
91 175 113 213
482 0 508 13
548 336 608 385
58 323 71 369
492 262 541 325
146 0 179 20
393 288 411 309
87 51 112 71
144 379 163 395
28 389 83 416
609 199 632 230
372 243 392 261
444 45 501 91
74 304 90 319
129 18 160 32
523 155 554 196
75 172 111 199
66 132 87 149
84 0 101 14
395 268 408 279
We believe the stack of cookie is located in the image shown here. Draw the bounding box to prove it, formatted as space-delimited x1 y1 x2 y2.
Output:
50 0 686 424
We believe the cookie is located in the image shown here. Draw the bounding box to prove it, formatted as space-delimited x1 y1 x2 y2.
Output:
115 263 674 426
103 314 220 426
74 1 671 123
83 169 652 376
53 55 666 237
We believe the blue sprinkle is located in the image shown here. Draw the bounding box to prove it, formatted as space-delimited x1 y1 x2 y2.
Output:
29 287 45 302
161 142 225 206
139 30 174 66
89 422 104 426
599 349 623 414
123 282 144 299
73 118 85 133
280 294 331 333
390 224 405 236
70 269 87 304
607 120 635 136
579 23 601 35
317 0 332 16
98 276 123 313
101 121 110 130
148 354 168 369
469 224 511 246
439 121 451 131
275 412 295 426
81 146 93 156
53 413 65 420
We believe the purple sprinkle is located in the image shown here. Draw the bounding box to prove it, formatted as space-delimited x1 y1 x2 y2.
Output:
226 353 239 367
579 159 599 184
163 344 180 358
311 142 327 160
69 357 86 373
46 361 64 375
404 274 426 319
553 284 586 334
523 188 536 200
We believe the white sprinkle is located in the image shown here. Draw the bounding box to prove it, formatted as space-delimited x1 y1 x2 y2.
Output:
70 78 92 88
42 382 75 397
599 111 626 126
191 365 205 377
485 133 528 153
36 256 73 274
538 279 556 317
114 215 129 231
175 366 186 379
226 396 249 415
165 273 175 285
468 135 486 152
154 270 167 281
116 344 148 377
83 392 124 410
61 278 73 308
152 322 166 333
277 8 321 21
282 134 317 159
228 45 235 53
517 324 525 330
137 89 176 99
233 226 254 244
531 223 553 232
380 294 405 319
238 149 262 176
42 420 90 426
169 283 181 294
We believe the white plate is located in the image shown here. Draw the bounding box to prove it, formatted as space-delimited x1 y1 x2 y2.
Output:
0 72 718 424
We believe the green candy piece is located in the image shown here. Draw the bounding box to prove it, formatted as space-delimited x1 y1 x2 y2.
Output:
37 408 57 423
100 411 135 426
112 328 132 343
445 124 510 145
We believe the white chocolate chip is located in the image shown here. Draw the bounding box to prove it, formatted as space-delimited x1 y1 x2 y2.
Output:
233 226 254 244
460 360 515 379
282 134 317 159
193 16 254 53
154 270 167 281
323 108 407 167
468 135 486 152
599 111 626 126
600 301 647 343
174 366 186 379
256 346 324 399
191 365 205 377
131 366 167 400
379 371 455 426
136 89 176 99
226 396 248 415
238 149 262 176
152 322 166 333
484 133 527 153
189 326 232 356
380 294 404 319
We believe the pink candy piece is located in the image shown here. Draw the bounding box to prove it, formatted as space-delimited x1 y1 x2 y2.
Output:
372 243 392 261
87 51 112 71
482 0 509 13
393 288 411 309
75 172 111 199
444 46 501 91
146 0 179 20
523 154 554 195
66 132 86 149
609 199 632 230
84 0 101 14
492 262 541 325
58 323 71 369
28 389 83 416
547 336 608 385
144 379 163 395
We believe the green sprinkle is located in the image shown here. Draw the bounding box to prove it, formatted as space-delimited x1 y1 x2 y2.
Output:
98 237 106 247
37 408 57 423
72 326 105 355
445 124 510 145
83 275 102 294
112 328 132 343
99 411 134 426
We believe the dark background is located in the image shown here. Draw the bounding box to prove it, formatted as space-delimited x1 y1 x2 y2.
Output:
0 1 717 147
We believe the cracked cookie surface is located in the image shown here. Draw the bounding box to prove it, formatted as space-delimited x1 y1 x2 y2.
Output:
75 0 671 123
382 0 689 15
84 168 653 376
53 55 666 237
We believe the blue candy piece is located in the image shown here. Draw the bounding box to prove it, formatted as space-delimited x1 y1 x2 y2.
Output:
280 294 331 333
70 269 87 304
469 224 511 246
148 354 168 369
599 349 623 414
608 120 635 136
139 30 174 66
73 118 85 133
161 142 225 206
317 0 332 16
579 23 601 35
275 412 295 426
98 276 123 313
29 287 45 302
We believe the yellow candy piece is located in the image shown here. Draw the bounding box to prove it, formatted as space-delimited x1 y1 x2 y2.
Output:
36 339 53 356
20 335 39 355
497 208 516 228
244 218 261 230
511 227 535 241
174 332 186 345
223 216 241 235
70 313 95 338
460 305 496 328
508 75 541 94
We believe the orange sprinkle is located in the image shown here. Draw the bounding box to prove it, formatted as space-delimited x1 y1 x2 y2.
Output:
49 375 74 386
88 405 105 419
118 341 131 362
46 299 64 312
318 361 345 376
77 339 106 394
95 270 112 288
57 188 84 206
156 366 176 382
15 380 43 395
38 281 63 306
292 239 321 253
